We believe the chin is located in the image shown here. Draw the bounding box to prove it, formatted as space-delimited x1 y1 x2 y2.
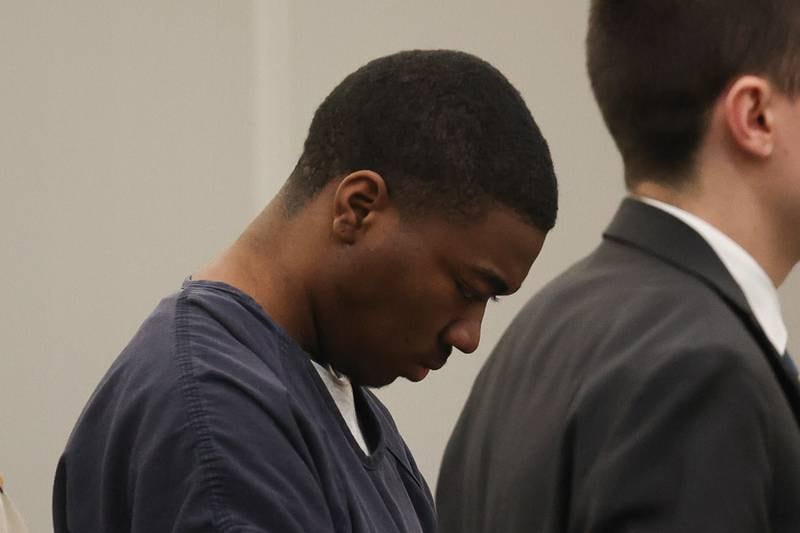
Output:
348 368 397 389
363 374 398 389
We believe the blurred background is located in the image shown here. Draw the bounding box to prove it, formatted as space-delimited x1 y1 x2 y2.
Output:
2 2 798 530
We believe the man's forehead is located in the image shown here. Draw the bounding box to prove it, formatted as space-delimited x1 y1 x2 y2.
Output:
444 207 547 287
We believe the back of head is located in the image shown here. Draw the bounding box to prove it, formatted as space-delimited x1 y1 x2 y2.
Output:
284 49 558 231
587 0 800 187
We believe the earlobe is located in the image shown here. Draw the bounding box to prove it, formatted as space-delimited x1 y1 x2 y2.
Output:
331 170 390 244
724 76 774 158
332 216 357 244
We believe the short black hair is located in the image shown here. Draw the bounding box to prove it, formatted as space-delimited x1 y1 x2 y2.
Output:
283 49 558 231
587 0 800 187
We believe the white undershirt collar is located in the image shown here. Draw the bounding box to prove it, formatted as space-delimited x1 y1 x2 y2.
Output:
635 196 788 354
310 360 370 454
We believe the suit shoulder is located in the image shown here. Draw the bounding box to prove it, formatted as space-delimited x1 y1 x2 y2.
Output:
516 241 752 350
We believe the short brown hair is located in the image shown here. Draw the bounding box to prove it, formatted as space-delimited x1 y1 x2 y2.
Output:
587 0 800 187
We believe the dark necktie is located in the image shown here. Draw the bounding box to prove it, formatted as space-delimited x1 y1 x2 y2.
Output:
782 351 799 382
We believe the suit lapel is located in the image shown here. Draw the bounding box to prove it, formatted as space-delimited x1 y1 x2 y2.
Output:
603 198 800 424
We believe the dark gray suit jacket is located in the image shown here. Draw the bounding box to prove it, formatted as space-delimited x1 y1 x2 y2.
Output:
437 199 800 532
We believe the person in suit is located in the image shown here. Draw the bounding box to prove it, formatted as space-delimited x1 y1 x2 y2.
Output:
436 1 800 531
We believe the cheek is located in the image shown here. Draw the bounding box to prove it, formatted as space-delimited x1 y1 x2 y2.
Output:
398 278 458 342
363 276 455 353
338 239 458 348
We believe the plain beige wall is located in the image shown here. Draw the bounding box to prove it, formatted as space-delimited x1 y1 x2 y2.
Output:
2 2 798 530
1 2 258 531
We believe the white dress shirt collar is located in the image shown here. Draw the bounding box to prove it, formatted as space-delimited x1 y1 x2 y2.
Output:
635 196 788 354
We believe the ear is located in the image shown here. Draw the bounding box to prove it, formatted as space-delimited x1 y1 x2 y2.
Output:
723 76 775 158
331 170 391 244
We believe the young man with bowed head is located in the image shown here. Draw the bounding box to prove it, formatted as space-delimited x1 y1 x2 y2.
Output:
52 50 558 532
437 2 800 532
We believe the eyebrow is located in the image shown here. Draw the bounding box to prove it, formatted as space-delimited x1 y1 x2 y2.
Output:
473 266 510 296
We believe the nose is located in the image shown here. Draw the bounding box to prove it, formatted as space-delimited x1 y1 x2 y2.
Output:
442 312 483 355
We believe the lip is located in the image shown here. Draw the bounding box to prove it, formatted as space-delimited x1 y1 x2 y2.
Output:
407 349 452 381
425 350 450 371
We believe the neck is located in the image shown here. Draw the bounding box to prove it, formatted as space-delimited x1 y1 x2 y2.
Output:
193 197 320 353
633 180 795 287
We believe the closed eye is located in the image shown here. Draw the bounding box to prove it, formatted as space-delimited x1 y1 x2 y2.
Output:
456 280 481 302
457 280 500 304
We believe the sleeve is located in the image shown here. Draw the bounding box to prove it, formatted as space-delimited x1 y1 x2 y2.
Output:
569 345 773 533
126 333 342 532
